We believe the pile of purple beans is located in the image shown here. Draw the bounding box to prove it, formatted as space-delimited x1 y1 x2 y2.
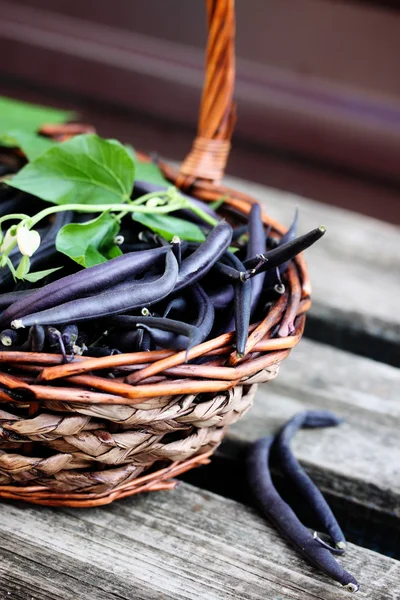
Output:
0 166 325 361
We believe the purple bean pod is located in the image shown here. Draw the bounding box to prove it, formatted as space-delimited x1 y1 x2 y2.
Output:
12 251 179 328
274 410 346 550
222 252 251 356
246 203 267 316
163 296 189 318
0 289 38 310
174 221 233 292
106 328 144 353
247 436 359 592
2 246 169 327
207 283 234 310
243 226 326 276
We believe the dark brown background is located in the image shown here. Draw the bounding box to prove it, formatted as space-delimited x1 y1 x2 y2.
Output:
1 0 400 223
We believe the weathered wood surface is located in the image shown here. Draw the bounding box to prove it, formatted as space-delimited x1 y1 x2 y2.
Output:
227 338 400 516
225 174 400 365
1 483 399 600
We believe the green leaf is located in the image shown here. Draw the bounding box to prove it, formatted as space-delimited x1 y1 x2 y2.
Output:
56 211 121 267
132 212 206 242
0 96 74 136
7 134 135 205
0 130 56 161
23 266 63 283
134 160 169 186
104 244 123 260
125 144 169 185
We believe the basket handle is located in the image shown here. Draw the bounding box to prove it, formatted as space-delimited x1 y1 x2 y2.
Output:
177 0 236 187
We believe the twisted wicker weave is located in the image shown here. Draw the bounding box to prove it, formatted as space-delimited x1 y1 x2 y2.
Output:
0 0 312 507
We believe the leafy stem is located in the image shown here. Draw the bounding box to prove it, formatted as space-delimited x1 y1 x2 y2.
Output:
182 199 217 227
6 188 216 231
0 189 184 232
0 187 218 280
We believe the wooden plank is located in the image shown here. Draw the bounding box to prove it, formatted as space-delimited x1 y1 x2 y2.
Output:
224 174 400 365
0 482 399 599
227 338 400 517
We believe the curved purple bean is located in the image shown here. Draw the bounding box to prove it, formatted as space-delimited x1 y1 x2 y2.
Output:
171 236 182 266
138 327 189 352
163 296 189 318
233 278 251 356
12 251 179 328
139 329 152 351
246 203 267 316
113 284 213 357
221 252 252 356
28 324 45 352
191 283 215 341
174 221 233 292
108 314 202 358
232 224 248 242
247 436 359 592
0 289 38 309
106 328 144 353
145 285 213 353
2 246 169 326
108 315 200 343
244 226 326 276
274 410 346 550
207 283 234 310
213 260 248 282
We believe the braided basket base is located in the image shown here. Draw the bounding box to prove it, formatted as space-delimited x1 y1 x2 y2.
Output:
0 378 275 507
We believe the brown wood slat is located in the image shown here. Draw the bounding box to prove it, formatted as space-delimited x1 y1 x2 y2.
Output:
0 482 399 599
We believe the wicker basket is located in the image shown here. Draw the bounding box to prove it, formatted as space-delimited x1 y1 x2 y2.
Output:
0 0 311 507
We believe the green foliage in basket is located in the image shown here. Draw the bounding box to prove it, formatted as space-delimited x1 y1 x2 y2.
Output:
0 98 217 282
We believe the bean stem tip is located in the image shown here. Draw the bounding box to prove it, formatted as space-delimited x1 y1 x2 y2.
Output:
345 582 360 593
